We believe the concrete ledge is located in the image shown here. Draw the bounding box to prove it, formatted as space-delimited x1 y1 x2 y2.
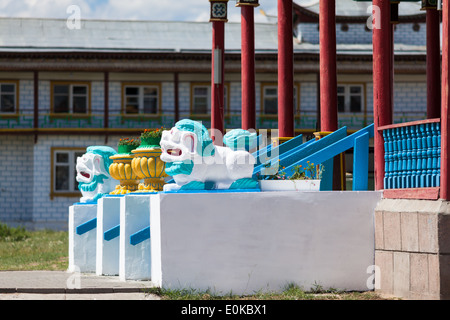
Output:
151 191 382 295
0 271 156 294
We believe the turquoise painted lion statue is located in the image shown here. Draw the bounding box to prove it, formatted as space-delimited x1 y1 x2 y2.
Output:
160 119 258 191
76 146 118 203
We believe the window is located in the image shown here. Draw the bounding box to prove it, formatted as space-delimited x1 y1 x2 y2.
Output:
51 148 85 197
191 83 229 115
0 82 18 114
337 84 364 113
192 85 210 114
123 84 160 114
263 85 278 115
262 84 299 115
52 83 90 114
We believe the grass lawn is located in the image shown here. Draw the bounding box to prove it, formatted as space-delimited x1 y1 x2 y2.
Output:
0 225 68 271
149 285 391 300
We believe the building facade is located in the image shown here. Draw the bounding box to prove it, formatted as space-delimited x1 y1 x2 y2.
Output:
0 1 430 229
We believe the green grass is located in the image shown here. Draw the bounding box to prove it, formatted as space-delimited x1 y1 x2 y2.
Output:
147 283 392 301
0 224 68 271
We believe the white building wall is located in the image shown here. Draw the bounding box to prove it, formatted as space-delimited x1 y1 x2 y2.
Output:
91 81 104 114
229 82 241 114
178 82 190 115
109 81 121 114
395 23 426 45
299 22 426 46
162 82 175 114
394 82 427 113
39 80 51 113
0 135 34 224
19 80 34 114
300 82 317 113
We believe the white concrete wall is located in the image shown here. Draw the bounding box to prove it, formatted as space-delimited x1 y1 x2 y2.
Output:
151 191 382 295
119 194 151 281
68 203 97 273
96 196 121 276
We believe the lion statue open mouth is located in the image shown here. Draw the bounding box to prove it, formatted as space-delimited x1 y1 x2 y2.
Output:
76 146 118 203
160 119 258 191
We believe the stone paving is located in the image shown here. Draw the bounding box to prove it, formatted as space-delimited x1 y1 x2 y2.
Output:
0 271 160 300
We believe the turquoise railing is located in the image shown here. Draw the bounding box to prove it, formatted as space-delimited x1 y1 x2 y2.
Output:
104 224 120 241
76 218 97 236
254 126 348 190
381 119 441 189
130 226 151 246
281 124 374 191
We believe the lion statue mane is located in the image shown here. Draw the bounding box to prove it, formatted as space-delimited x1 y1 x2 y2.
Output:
76 146 118 203
160 119 258 191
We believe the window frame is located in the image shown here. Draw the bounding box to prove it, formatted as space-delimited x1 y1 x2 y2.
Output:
190 82 230 116
121 82 162 116
50 81 91 115
50 147 85 199
0 80 19 116
260 82 300 116
337 83 366 114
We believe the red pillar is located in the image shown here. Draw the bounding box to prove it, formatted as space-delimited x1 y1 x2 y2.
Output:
373 0 393 190
427 8 441 119
211 21 226 144
277 0 294 138
240 5 257 130
441 0 450 200
319 0 338 132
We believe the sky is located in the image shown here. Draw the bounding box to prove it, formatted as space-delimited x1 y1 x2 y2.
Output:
0 0 284 23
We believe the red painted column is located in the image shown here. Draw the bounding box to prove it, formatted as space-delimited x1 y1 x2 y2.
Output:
240 5 256 130
277 0 294 138
373 0 393 191
211 21 226 144
427 8 441 119
441 0 450 200
319 0 338 132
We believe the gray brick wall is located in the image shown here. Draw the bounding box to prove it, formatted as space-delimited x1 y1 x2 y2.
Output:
0 135 34 223
299 22 426 46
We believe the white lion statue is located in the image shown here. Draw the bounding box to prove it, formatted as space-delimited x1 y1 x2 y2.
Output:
76 146 118 203
160 119 258 191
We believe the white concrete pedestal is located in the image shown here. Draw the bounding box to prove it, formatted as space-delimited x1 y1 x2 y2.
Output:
96 196 121 276
68 203 97 273
119 194 152 281
150 191 382 295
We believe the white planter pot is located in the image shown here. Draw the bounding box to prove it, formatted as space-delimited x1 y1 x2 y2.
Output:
258 179 321 192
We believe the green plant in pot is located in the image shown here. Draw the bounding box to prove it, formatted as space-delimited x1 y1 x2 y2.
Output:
139 127 166 149
117 137 140 154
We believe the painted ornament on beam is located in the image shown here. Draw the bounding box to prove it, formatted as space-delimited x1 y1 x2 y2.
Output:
160 119 258 191
210 0 229 22
76 146 118 203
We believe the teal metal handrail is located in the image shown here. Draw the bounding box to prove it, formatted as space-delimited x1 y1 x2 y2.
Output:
282 124 374 191
254 126 349 190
